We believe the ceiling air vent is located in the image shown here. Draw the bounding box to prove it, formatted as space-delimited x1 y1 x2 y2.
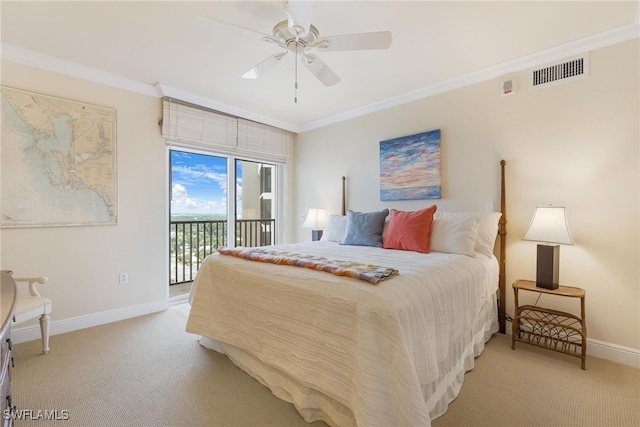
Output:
529 53 589 90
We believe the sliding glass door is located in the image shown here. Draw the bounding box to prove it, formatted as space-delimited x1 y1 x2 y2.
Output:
169 150 278 285
235 159 276 247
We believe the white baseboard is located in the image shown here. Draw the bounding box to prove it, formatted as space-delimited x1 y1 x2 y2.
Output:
12 303 639 369
11 299 169 345
586 338 640 368
168 293 189 306
504 324 640 368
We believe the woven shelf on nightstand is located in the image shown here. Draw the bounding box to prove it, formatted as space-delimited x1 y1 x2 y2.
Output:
515 305 585 356
511 279 587 369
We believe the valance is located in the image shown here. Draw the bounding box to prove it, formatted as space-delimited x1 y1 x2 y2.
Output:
162 98 290 163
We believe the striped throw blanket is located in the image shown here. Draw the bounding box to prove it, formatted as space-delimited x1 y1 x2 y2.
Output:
217 247 399 284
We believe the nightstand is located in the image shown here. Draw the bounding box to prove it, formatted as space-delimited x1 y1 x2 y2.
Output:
511 279 587 369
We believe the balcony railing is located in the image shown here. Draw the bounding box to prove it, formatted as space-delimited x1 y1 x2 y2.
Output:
170 219 275 285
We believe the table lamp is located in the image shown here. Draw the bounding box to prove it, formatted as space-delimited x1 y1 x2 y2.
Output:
302 208 327 241
523 205 573 289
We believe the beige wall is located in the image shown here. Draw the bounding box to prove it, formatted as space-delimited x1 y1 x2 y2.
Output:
1 61 168 320
293 40 639 350
1 39 637 355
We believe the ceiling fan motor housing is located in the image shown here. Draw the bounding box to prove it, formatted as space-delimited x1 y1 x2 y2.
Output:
273 20 319 48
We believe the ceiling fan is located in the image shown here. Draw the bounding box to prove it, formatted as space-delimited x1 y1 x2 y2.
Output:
196 0 392 102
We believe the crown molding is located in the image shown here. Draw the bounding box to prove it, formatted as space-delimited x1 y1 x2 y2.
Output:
0 44 158 98
0 44 301 132
298 22 640 132
2 21 638 134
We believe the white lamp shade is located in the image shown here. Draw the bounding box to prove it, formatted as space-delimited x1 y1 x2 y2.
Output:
523 206 574 245
302 208 327 229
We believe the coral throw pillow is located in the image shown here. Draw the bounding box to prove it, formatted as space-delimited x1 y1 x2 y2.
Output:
382 205 437 253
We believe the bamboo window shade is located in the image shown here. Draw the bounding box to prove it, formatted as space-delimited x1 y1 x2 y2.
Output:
162 98 291 163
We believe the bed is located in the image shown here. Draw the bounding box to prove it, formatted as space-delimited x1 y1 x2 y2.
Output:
186 161 508 426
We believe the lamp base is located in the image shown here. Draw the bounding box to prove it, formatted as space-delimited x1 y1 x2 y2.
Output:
311 230 323 241
536 244 559 290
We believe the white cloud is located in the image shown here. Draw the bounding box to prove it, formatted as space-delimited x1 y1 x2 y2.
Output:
172 165 227 191
171 183 226 215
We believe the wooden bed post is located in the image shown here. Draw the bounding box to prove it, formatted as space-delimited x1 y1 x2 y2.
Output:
341 176 346 216
498 160 507 334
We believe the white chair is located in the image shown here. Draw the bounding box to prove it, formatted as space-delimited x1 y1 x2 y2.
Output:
13 276 51 354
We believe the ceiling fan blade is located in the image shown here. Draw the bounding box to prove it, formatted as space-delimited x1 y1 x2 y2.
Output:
314 31 392 51
285 0 315 38
242 53 288 79
303 54 340 87
194 15 270 39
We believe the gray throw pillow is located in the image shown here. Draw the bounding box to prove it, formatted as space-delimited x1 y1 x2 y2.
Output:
341 209 389 247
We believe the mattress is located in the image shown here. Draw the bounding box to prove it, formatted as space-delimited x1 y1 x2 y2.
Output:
187 241 499 426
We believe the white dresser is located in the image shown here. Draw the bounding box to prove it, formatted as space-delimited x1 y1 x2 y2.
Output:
0 271 17 427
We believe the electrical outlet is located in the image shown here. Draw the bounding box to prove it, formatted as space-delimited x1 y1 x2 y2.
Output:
119 272 129 284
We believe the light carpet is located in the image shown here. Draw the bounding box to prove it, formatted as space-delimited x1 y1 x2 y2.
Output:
10 303 639 427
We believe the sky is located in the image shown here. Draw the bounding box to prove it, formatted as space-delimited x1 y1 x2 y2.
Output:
170 151 239 215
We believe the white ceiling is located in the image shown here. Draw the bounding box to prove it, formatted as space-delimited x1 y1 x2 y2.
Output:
1 1 638 133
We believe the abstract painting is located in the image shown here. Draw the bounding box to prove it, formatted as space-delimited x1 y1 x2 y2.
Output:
380 129 441 201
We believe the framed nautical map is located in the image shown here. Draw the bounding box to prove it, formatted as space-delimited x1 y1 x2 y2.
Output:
1 87 117 228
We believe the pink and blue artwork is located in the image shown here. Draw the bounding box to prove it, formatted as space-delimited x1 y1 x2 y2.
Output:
380 129 441 201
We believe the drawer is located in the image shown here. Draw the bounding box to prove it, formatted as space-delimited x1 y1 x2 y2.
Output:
1 392 13 427
0 348 10 397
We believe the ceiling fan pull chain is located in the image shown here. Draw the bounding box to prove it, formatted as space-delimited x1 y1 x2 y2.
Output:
294 40 299 103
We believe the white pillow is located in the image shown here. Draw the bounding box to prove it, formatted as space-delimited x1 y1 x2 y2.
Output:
475 212 502 257
431 212 481 257
320 214 347 242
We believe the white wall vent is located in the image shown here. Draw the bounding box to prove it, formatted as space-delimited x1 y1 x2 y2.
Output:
529 53 589 90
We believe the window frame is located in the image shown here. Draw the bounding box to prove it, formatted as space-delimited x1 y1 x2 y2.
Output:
169 146 284 249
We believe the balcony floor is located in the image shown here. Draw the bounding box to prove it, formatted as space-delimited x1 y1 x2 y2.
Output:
169 281 192 298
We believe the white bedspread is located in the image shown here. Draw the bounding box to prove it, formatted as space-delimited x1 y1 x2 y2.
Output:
187 241 499 426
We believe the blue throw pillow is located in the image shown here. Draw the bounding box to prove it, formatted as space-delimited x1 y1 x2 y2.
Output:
341 209 389 247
